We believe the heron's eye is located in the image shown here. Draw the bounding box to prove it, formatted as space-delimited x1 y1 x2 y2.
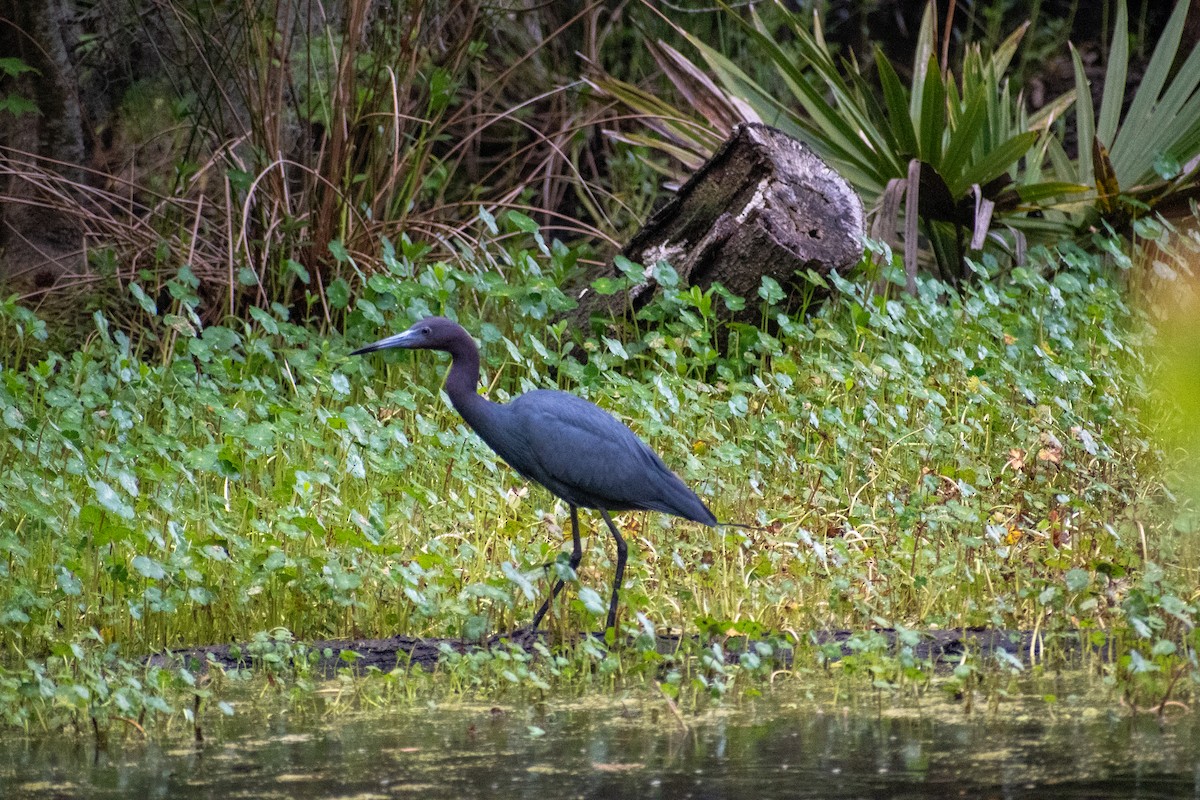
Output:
421 326 432 335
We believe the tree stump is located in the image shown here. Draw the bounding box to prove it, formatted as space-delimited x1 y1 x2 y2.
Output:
569 123 864 330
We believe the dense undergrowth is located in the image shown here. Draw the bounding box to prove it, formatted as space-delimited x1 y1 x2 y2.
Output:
0 220 1196 732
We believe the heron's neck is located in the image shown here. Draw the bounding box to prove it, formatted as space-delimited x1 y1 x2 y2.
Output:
444 337 497 431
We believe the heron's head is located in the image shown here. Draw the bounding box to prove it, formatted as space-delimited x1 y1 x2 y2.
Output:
351 316 465 355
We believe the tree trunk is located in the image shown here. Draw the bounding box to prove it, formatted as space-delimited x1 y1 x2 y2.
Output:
568 123 864 331
0 0 87 290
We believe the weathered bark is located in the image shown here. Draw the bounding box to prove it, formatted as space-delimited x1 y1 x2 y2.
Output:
0 0 88 289
569 123 864 331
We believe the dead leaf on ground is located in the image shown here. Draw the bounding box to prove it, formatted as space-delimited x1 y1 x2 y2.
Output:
1037 432 1063 465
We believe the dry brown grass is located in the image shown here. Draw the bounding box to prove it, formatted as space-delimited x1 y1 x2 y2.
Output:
0 0 648 324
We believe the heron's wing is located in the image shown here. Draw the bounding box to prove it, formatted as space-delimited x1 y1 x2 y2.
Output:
511 391 683 513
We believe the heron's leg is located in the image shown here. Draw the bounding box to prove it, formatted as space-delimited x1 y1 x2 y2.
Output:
599 509 627 634
530 505 583 630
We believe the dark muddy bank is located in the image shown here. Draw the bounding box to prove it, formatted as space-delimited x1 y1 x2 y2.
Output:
147 627 1100 676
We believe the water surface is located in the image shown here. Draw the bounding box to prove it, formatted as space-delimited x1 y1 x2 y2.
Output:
1 685 1196 799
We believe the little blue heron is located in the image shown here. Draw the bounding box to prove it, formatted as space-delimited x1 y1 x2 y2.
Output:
352 316 717 633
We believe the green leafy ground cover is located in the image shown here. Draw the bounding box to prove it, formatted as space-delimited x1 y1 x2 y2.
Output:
0 225 1195 732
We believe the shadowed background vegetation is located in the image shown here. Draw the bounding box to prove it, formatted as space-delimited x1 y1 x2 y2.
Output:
4 0 1200 323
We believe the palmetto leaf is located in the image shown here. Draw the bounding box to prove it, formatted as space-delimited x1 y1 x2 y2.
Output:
876 52 919 156
1069 44 1097 189
595 0 1082 282
1067 0 1200 221
941 91 989 182
1109 0 1200 186
1096 0 1128 148
917 56 948 162
1093 140 1121 216
951 132 1039 198
1014 181 1091 204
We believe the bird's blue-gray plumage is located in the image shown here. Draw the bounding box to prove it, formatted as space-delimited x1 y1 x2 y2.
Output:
471 390 714 523
352 316 716 633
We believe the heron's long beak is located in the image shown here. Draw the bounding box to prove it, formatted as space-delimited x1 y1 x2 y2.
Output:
350 327 420 356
